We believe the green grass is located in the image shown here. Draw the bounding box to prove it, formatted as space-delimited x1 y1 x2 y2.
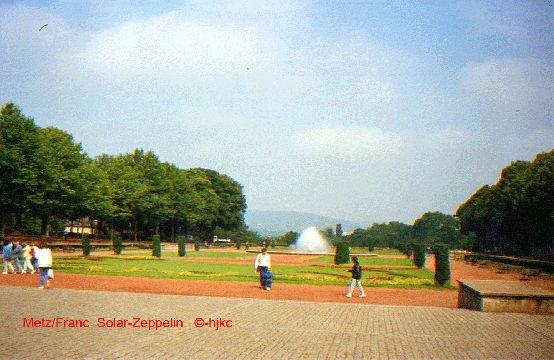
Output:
119 250 256 259
53 254 455 290
345 248 404 256
308 255 414 267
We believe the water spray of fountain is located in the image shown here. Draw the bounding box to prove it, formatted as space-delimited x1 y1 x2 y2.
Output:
294 227 332 254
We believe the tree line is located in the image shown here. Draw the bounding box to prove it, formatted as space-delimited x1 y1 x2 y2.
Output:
327 151 552 259
456 150 553 257
338 211 470 252
0 102 247 242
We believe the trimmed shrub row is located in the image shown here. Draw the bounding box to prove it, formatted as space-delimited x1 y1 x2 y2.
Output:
433 243 450 286
152 235 161 258
178 236 186 257
413 243 426 269
334 241 350 265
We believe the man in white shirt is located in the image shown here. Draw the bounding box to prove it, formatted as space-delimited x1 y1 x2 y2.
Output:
254 248 271 290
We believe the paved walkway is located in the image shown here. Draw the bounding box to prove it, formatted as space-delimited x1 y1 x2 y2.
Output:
1 285 552 359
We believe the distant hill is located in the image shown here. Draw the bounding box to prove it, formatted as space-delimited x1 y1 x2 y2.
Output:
244 209 366 237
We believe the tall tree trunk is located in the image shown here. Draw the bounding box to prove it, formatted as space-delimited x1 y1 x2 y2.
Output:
134 218 138 242
171 222 175 243
0 213 5 237
94 219 101 239
14 213 22 233
41 211 52 237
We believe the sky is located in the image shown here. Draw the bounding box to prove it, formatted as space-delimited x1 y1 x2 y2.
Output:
1 0 552 226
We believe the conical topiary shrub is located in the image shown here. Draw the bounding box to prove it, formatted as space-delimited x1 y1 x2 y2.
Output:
178 236 186 257
413 243 426 269
433 243 451 286
334 241 350 265
152 235 161 258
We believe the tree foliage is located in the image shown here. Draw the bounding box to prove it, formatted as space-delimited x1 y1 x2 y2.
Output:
0 103 247 240
456 151 553 257
0 103 41 233
280 231 299 247
344 222 415 250
413 212 468 249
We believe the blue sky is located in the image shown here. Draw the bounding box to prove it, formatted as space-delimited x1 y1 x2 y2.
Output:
1 0 552 225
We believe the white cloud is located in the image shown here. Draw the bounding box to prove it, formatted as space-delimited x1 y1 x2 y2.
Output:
294 124 403 158
461 57 552 110
411 126 472 152
350 78 397 107
458 0 531 38
76 12 263 79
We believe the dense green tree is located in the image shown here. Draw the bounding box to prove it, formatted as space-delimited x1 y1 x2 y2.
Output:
0 103 41 234
323 227 335 243
32 127 88 235
413 211 465 249
457 151 554 257
122 149 173 239
280 230 299 247
345 222 414 250
456 185 494 251
189 168 247 243
183 168 221 242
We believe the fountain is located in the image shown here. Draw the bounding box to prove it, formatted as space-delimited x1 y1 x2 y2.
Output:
294 227 332 254
244 226 376 257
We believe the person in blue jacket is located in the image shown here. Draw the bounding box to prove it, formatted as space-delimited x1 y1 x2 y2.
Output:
12 241 23 274
345 256 365 298
2 239 15 274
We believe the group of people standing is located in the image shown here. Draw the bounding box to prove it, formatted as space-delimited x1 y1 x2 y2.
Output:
1 238 54 289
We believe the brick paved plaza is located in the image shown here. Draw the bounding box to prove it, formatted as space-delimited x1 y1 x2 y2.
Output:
1 285 552 359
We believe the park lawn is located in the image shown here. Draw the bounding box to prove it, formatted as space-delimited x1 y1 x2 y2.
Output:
308 255 414 267
348 248 404 256
53 255 454 290
118 250 256 259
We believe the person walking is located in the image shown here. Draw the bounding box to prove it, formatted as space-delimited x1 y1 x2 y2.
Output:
35 242 53 289
254 247 271 290
12 241 23 274
21 243 35 274
345 256 365 298
2 240 15 274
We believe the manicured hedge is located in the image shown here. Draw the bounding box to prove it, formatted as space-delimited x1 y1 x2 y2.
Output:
413 243 426 269
152 235 161 258
112 232 123 255
178 235 186 256
334 241 350 265
82 233 91 256
433 243 450 286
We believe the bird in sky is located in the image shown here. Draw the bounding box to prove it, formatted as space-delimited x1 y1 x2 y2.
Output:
38 24 48 31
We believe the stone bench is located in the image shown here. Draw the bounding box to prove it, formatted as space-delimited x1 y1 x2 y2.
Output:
457 279 554 314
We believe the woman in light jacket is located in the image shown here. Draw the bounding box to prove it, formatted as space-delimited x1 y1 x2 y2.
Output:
21 243 35 274
35 243 53 289
254 248 271 290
